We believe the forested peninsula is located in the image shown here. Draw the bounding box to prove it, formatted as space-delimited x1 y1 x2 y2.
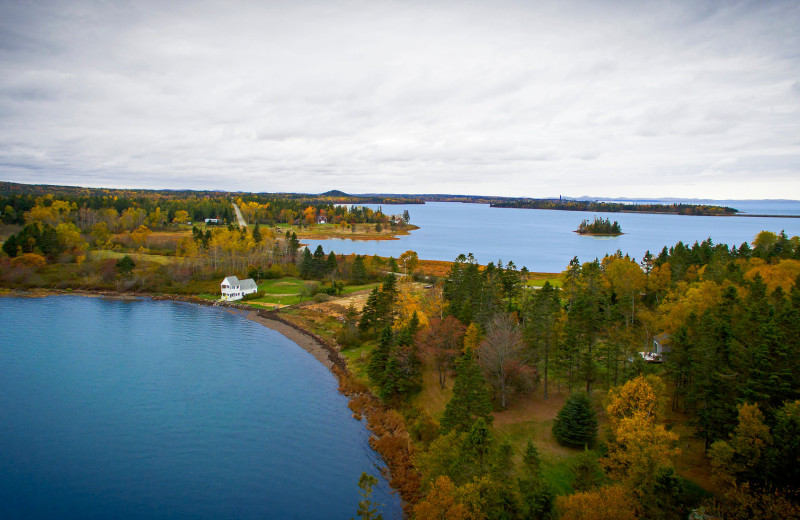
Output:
2 181 800 520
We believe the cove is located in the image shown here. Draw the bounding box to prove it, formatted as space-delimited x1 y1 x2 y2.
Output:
0 296 402 520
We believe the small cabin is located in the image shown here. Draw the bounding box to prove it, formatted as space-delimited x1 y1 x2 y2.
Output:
639 333 671 363
653 333 671 357
205 218 219 224
220 276 258 301
316 215 328 224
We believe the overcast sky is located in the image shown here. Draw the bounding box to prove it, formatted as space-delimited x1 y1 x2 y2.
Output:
0 0 798 199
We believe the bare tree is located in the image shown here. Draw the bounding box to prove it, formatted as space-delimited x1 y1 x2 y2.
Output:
478 313 536 408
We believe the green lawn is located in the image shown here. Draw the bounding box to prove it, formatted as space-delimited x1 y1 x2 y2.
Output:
241 277 379 306
258 277 308 294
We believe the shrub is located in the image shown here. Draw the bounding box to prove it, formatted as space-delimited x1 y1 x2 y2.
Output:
242 290 265 301
10 253 47 267
553 392 598 448
265 264 283 279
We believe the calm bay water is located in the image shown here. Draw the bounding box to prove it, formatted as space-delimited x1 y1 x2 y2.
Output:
305 201 800 272
0 296 401 520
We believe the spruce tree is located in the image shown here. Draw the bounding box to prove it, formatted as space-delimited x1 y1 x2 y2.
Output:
522 439 541 476
351 255 367 285
552 392 597 448
326 251 338 278
299 247 314 279
440 348 493 433
252 222 262 243
367 326 393 386
313 245 326 278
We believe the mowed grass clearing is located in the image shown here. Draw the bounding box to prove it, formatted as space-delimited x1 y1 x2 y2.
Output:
245 277 380 306
89 249 176 265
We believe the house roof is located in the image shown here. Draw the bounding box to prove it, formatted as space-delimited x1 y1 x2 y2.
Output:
239 278 258 291
222 276 240 286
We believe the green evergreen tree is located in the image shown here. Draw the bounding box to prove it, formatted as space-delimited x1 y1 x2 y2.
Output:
299 247 314 279
252 222 262 243
570 449 604 491
388 256 398 273
326 251 338 278
351 254 367 285
313 245 326 278
440 348 494 433
2 233 18 257
367 327 393 386
522 439 541 476
288 232 300 259
490 439 515 481
116 255 135 276
552 392 598 448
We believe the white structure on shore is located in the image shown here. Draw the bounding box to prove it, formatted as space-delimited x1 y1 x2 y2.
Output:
221 276 258 301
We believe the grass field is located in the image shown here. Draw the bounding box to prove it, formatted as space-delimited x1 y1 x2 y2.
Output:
526 275 563 288
89 249 176 265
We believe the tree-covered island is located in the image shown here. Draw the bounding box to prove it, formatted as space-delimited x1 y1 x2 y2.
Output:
576 216 623 235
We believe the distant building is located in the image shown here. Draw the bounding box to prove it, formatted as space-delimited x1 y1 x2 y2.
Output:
316 215 328 224
205 218 219 224
220 276 258 301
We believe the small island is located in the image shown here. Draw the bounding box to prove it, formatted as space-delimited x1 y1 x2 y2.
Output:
576 216 623 235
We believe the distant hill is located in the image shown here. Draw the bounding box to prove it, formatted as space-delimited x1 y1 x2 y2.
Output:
320 190 350 197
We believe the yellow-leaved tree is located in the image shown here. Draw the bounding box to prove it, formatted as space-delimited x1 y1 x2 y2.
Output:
557 485 637 520
603 375 680 492
412 476 470 520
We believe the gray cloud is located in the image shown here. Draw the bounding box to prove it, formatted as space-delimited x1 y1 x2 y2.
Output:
0 0 798 198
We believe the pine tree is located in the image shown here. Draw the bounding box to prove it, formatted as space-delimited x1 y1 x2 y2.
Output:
440 348 494 433
252 222 262 243
552 392 598 448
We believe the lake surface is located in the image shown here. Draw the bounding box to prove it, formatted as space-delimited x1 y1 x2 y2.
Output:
305 201 800 272
0 296 401 520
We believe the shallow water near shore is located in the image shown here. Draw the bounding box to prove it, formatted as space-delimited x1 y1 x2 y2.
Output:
0 295 401 520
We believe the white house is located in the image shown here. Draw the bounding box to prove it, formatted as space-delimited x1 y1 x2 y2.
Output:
221 276 258 301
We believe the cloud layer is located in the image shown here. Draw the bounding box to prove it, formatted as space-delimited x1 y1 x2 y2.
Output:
1 0 798 198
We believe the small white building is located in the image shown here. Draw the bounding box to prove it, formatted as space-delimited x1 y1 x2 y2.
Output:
221 276 258 301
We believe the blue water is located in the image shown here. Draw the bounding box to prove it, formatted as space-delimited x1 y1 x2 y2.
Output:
0 296 401 520
305 201 800 272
